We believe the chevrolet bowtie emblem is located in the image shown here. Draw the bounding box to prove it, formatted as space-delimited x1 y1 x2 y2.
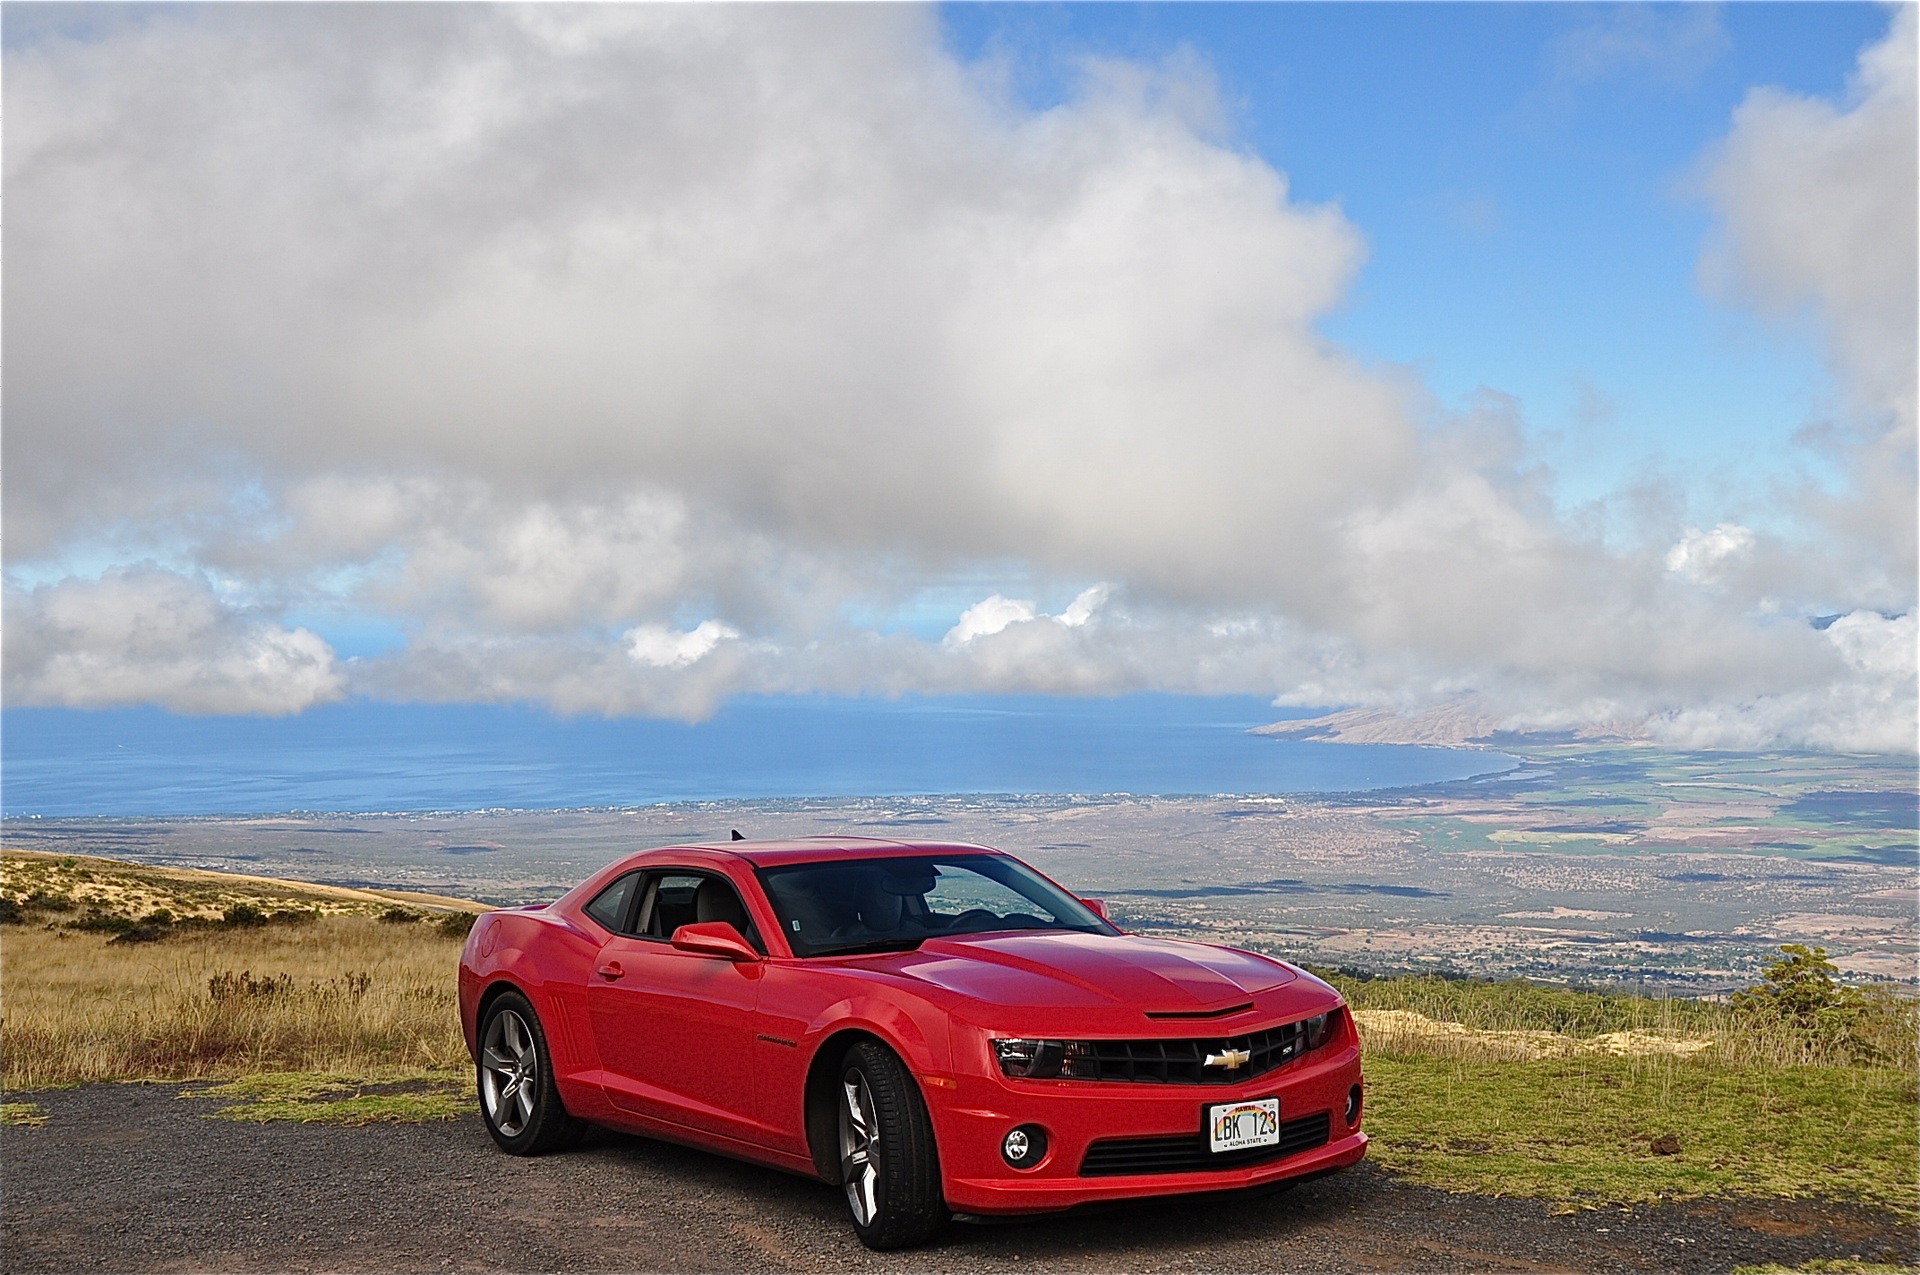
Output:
1203 1047 1251 1070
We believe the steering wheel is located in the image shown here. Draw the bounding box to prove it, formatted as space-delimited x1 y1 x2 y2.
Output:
943 908 999 932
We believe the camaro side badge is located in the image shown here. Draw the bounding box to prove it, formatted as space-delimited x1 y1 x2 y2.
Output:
1203 1048 1251 1070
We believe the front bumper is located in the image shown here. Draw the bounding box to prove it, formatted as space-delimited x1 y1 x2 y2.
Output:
932 1039 1366 1215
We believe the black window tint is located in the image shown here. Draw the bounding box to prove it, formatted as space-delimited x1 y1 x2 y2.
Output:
584 872 640 933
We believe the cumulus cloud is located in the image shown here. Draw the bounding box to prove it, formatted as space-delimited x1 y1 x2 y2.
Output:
1648 612 1917 754
943 584 1110 648
4 570 344 715
1 5 1912 750
627 620 741 670
944 596 1039 648
1698 5 1917 603
1664 523 1756 583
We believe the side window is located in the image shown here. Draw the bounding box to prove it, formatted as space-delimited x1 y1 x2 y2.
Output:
584 871 641 934
645 874 702 938
640 871 764 953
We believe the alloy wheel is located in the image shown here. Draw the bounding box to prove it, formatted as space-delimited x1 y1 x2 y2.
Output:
480 1007 539 1138
838 1069 882 1226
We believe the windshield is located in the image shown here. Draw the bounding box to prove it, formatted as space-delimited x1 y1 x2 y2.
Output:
756 854 1114 957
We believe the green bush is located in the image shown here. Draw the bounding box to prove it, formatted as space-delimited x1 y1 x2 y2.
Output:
434 912 477 940
1734 945 1904 1065
72 908 139 935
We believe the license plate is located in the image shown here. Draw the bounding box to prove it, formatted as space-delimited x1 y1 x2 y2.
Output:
1208 1097 1280 1153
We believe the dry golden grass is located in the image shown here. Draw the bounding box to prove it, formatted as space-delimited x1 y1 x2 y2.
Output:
1352 1008 1715 1061
1 849 484 922
2 916 470 1089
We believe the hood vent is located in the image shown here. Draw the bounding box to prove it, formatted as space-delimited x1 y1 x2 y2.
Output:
1143 1002 1255 1020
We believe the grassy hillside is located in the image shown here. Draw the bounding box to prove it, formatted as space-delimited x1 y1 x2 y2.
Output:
1 850 479 1088
2 851 1913 1218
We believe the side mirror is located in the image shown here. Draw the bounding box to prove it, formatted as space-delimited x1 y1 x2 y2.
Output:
670 921 761 962
1081 898 1110 921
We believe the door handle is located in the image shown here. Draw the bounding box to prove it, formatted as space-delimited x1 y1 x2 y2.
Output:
596 962 624 981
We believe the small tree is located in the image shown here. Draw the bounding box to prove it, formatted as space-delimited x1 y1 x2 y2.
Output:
1733 944 1853 1027
1732 943 1893 1063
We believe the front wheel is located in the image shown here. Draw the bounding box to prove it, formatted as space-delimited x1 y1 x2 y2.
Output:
837 1041 949 1249
477 990 582 1155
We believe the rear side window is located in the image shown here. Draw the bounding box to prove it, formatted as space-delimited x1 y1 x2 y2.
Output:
584 871 640 933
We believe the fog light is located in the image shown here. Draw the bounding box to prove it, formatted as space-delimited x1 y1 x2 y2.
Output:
1347 1083 1363 1128
1002 1124 1048 1169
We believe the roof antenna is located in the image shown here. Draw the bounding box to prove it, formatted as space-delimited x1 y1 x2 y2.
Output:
730 829 745 841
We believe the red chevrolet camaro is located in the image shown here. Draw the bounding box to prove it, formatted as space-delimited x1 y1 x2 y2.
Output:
458 838 1367 1248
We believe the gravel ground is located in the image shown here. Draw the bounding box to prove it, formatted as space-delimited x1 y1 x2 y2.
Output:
3 1083 1914 1274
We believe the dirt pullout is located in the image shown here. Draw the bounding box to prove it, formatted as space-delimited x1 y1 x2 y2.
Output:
4 1083 1913 1274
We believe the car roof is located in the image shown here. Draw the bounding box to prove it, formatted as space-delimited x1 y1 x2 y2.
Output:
638 837 1004 869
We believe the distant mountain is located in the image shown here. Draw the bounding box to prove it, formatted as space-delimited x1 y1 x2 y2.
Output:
1253 699 1643 748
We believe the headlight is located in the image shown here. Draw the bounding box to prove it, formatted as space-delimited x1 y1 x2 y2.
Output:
993 1038 1067 1079
1302 1012 1332 1050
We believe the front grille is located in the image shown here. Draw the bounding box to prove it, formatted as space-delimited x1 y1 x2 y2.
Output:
1056 1021 1306 1085
1080 1110 1332 1177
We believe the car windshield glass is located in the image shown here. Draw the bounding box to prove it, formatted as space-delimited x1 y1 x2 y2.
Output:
756 855 1112 957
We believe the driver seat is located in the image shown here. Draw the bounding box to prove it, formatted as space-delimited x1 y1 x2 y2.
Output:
694 878 749 934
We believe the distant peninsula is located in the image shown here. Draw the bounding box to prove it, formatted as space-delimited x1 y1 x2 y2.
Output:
1253 699 1643 748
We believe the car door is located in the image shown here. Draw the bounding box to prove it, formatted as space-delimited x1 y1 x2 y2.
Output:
586 869 772 1145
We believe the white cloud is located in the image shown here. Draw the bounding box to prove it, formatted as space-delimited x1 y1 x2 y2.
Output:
1700 6 1916 432
0 6 1910 751
626 620 740 670
3 569 344 715
1648 611 1917 753
1664 523 1756 582
943 595 1038 648
944 583 1111 648
1058 584 1111 628
1697 6 1916 603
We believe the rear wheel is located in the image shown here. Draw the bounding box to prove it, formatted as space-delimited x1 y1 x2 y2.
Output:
837 1041 948 1249
477 990 582 1155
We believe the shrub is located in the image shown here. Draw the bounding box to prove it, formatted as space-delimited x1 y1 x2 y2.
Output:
72 908 139 935
435 912 477 940
0 896 21 925
208 970 296 1001
221 903 270 929
1734 944 1904 1065
379 907 421 925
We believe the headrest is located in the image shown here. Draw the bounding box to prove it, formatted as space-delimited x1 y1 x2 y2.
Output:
695 878 748 930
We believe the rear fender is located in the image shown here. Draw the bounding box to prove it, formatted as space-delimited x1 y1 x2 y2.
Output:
460 908 604 1085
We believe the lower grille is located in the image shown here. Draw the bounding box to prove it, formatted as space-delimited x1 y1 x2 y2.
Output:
1080 1110 1332 1177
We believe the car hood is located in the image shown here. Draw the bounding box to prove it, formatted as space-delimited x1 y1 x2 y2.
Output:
876 931 1299 1014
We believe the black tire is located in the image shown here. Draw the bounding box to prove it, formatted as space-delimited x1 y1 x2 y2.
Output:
836 1041 949 1249
476 990 583 1155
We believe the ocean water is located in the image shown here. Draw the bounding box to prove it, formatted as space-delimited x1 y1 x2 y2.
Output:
0 695 1513 817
